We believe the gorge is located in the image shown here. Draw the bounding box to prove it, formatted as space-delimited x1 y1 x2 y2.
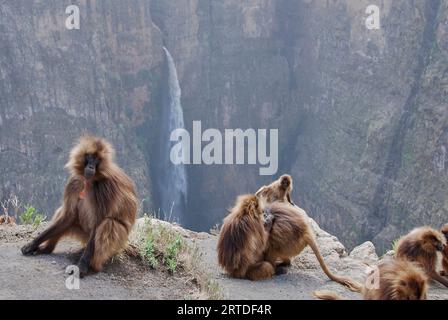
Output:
0 0 448 253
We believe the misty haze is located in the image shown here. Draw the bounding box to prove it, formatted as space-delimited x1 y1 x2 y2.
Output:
1 0 447 258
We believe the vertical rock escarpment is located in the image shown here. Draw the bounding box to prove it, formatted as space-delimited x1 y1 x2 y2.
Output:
1 1 448 252
368 0 443 250
0 1 164 213
148 0 448 251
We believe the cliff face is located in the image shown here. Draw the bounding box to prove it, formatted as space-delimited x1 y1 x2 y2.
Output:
151 0 448 252
0 1 165 211
287 0 448 252
1 0 448 252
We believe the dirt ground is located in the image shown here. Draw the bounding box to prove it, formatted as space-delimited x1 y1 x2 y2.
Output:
2 221 447 300
0 224 200 300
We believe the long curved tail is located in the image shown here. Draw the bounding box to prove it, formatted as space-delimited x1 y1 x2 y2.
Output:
313 290 346 300
307 236 363 293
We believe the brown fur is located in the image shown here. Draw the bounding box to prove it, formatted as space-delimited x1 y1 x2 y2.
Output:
0 215 15 225
395 226 448 287
264 201 361 291
217 194 275 281
21 135 138 276
440 224 448 276
255 175 360 290
255 174 294 205
314 259 428 300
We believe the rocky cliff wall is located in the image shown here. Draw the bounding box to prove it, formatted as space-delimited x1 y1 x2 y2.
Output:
1 0 448 252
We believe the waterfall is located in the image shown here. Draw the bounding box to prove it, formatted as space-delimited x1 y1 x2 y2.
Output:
158 47 188 223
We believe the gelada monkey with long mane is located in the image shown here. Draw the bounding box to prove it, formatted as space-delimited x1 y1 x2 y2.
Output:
395 226 448 287
21 135 138 276
256 174 362 291
314 259 428 300
217 194 276 280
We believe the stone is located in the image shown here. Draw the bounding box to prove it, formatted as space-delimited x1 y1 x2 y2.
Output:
349 241 379 264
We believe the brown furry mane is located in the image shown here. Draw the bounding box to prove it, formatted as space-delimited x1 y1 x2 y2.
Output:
258 175 362 292
315 259 428 300
396 227 445 259
65 135 115 179
396 226 448 287
21 135 137 275
217 194 274 280
374 259 427 300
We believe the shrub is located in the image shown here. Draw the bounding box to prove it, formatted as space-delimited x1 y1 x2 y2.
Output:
20 205 46 227
141 233 159 269
138 215 186 273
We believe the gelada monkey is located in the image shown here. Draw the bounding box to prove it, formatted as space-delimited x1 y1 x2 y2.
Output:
217 194 275 280
314 259 428 300
255 174 294 205
21 135 138 276
256 175 361 291
395 226 448 287
256 174 361 292
263 201 362 291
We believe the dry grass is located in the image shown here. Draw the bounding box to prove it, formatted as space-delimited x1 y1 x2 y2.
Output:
129 215 223 299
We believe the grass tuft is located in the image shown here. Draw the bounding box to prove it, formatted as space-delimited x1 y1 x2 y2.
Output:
391 238 400 252
20 205 46 227
131 214 223 299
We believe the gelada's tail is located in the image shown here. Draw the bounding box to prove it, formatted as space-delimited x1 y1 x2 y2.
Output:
307 235 363 293
313 290 346 300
